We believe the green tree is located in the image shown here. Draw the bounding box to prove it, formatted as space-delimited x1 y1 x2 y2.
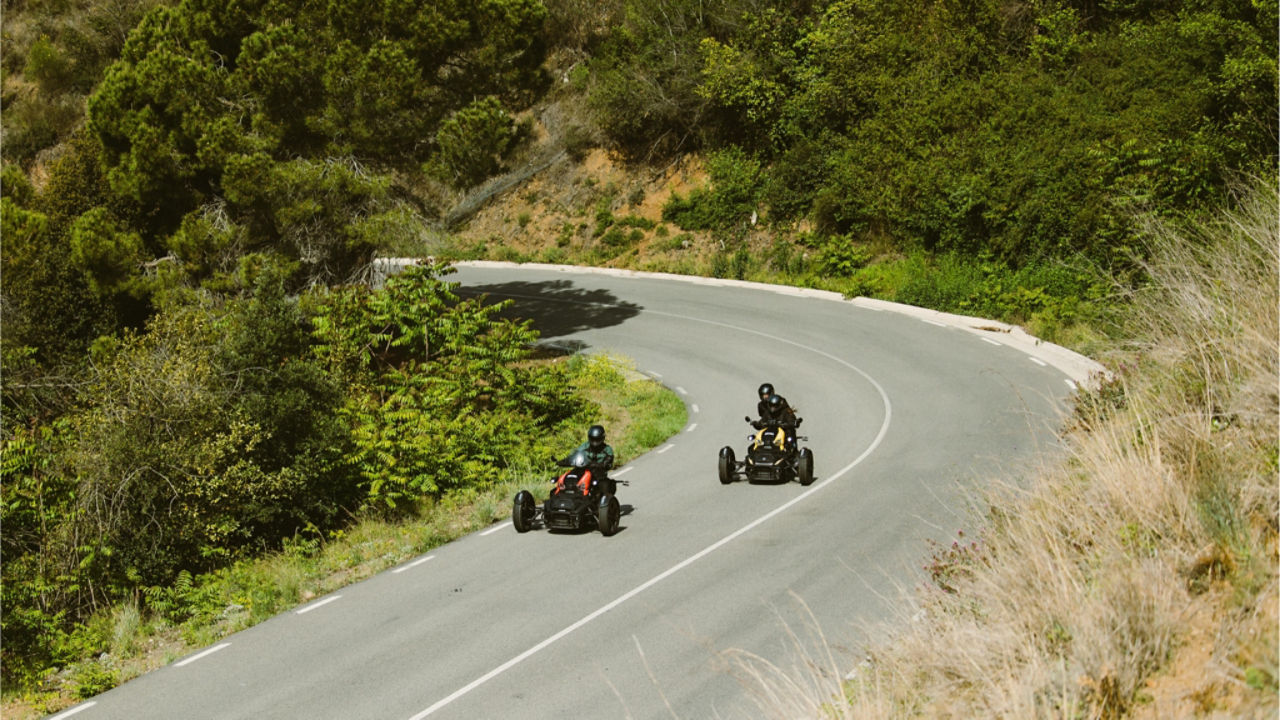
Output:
83 0 550 290
428 97 519 188
68 208 147 296
2 148 125 370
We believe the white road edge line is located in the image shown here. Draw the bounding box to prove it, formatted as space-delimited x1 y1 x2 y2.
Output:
1066 379 1078 390
295 596 342 615
691 403 700 413
407 404 890 719
656 444 675 454
175 643 230 667
481 523 511 536
922 318 948 327
1029 357 1047 367
675 386 688 395
612 466 633 477
49 702 96 719
406 313 894 720
393 556 437 573
980 337 1002 346
686 423 697 432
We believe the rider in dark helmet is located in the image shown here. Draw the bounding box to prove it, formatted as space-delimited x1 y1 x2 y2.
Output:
765 394 799 452
569 424 615 493
766 394 797 427
756 383 776 419
576 425 614 467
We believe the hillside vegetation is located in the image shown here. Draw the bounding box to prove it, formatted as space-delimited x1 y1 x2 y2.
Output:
1 0 1276 714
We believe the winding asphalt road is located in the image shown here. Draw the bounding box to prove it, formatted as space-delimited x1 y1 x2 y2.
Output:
56 263 1101 720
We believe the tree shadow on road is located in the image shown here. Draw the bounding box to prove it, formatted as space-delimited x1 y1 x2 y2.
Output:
455 279 643 340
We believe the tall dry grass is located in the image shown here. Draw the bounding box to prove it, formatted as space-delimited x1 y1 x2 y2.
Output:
729 180 1279 719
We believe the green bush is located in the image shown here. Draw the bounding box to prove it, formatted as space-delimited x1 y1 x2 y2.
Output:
815 235 871 278
24 35 75 94
592 195 616 237
2 147 125 366
711 246 752 280
428 97 518 189
0 421 85 684
663 147 764 232
615 214 656 230
599 227 628 247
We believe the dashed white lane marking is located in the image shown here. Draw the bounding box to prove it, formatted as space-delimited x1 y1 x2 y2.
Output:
295 596 342 615
49 702 96 719
675 386 687 395
1029 357 1047 367
685 423 697 432
613 466 633 476
691 404 700 413
981 337 1002 346
175 643 230 667
481 523 510 536
393 555 437 573
656 444 675 454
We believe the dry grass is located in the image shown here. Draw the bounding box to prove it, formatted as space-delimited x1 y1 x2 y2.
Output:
730 180 1278 719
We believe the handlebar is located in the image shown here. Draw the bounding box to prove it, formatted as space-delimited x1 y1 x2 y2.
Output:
552 454 615 472
742 415 798 425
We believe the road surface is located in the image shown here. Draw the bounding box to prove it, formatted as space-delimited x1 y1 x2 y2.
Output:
58 263 1100 720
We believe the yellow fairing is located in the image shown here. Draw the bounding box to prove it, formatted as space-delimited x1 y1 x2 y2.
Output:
752 427 787 449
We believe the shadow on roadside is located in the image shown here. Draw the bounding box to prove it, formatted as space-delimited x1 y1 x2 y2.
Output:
455 279 643 340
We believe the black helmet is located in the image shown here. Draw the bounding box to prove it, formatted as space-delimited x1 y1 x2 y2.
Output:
587 424 605 448
767 394 784 411
758 382 775 400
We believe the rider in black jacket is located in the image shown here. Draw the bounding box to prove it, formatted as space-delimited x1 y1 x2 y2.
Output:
755 382 776 420
752 388 800 452
763 394 797 427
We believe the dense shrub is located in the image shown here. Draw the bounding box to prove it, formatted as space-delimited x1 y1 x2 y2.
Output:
662 146 763 231
428 97 519 189
310 265 586 511
595 0 1277 272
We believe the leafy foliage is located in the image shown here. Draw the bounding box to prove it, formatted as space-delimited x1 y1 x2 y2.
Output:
0 260 598 687
594 0 1277 271
662 146 763 231
1 136 140 376
311 265 584 510
428 97 521 189
4 0 544 321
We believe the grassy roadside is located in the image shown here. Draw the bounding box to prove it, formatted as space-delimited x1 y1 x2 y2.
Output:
725 181 1278 718
3 354 687 719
